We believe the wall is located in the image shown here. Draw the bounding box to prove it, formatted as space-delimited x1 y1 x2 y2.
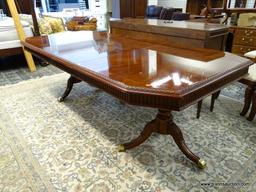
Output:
157 0 187 12
107 0 112 12
90 0 107 13
148 0 158 5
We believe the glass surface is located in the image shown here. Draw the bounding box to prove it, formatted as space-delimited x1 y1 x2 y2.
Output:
246 0 255 8
228 0 256 8
0 9 4 21
39 0 89 12
26 31 250 92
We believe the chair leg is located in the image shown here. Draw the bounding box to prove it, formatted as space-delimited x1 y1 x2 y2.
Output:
210 90 221 112
197 100 203 119
215 90 221 99
240 86 253 116
247 90 256 121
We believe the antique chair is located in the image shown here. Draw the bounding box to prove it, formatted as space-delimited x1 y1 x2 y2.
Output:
145 5 187 21
171 12 190 21
240 51 256 121
158 7 176 20
197 50 256 121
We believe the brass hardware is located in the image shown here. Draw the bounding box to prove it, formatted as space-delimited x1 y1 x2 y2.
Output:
118 145 126 152
240 48 244 51
242 38 245 41
198 159 206 169
58 97 64 102
250 39 253 42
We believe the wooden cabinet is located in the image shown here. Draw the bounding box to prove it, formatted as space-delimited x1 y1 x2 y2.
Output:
231 27 256 56
112 0 147 18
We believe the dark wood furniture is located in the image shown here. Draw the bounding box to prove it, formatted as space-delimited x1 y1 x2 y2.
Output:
240 65 256 121
110 19 229 50
207 0 256 22
197 26 256 119
186 0 224 15
22 31 252 169
111 0 147 18
231 26 256 56
229 27 256 121
0 47 23 57
110 19 229 119
14 0 40 36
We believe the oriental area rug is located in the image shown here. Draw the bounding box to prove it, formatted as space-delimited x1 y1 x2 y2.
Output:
0 73 256 192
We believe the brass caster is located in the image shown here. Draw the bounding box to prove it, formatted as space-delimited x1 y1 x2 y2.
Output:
58 97 64 102
197 159 206 169
118 145 126 152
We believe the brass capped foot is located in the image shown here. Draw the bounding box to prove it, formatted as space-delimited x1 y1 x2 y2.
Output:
197 159 206 169
58 97 64 102
118 145 126 152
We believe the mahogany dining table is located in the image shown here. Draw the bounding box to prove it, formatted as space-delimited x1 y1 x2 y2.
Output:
22 31 253 169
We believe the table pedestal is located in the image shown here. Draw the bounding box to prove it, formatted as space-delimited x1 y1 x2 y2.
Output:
118 109 206 169
59 75 206 169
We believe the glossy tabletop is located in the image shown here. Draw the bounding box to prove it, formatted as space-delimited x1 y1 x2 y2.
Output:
23 31 252 110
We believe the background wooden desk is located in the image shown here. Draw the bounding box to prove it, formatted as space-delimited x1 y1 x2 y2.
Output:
110 19 228 50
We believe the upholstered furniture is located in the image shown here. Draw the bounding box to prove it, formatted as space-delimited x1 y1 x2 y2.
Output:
145 5 188 21
197 50 256 121
159 7 176 20
171 12 190 21
0 0 39 58
1 0 36 71
145 5 163 19
0 17 33 57
240 51 256 121
43 15 66 33
66 17 97 31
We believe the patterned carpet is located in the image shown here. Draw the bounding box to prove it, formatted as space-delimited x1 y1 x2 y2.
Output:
0 55 62 86
0 73 256 192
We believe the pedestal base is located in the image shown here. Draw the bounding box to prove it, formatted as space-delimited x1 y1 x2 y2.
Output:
119 110 206 169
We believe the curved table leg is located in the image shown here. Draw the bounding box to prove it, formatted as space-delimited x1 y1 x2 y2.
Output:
169 118 206 169
119 109 206 169
118 120 156 151
58 76 81 102
247 90 256 121
240 87 253 116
